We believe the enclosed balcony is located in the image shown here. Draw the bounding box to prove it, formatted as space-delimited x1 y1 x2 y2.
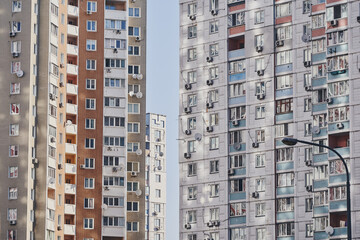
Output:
228 35 245 60
328 133 350 158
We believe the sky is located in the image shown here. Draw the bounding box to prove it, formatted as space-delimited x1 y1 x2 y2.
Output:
147 1 179 240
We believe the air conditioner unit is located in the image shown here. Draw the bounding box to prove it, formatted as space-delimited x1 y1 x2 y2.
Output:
49 93 55 100
131 171 137 177
213 220 220 227
59 103 63 108
189 15 196 21
159 152 164 157
256 46 263 53
10 32 16 37
57 226 62 231
152 211 158 216
10 220 17 225
206 126 213 132
232 120 239 126
330 19 338 27
211 9 218 16
304 61 311 67
228 168 235 175
116 30 121 34
276 40 284 47
58 164 63 170
185 129 192 135
252 142 259 148
305 85 312 91
86 10 92 15
184 107 192 114
104 186 109 191
50 137 56 143
135 37 141 42
80 164 86 169
184 223 191 229
184 152 191 159
305 160 312 167
59 82 64 87
326 98 333 104
156 138 161 142
207 221 214 227
106 69 111 73
12 52 19 58
257 70 264 76
113 48 118 53
32 158 39 164
112 167 118 172
206 79 214 86
206 56 213 63
252 191 259 198
206 102 214 109
306 185 313 192
257 93 265 100
336 122 344 129
357 16 360 23
185 83 192 90
60 64 64 68
154 227 159 231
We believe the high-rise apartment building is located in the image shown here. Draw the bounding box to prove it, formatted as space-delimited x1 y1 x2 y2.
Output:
0 0 162 240
179 0 360 239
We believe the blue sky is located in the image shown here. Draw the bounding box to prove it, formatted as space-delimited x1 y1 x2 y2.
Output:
147 1 179 239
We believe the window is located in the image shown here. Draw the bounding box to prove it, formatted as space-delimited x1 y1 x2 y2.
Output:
85 119 95 129
257 228 266 240
229 60 245 74
228 12 245 27
104 197 124 207
230 179 245 192
230 154 245 169
86 59 96 70
188 25 197 38
9 167 18 178
209 44 219 56
329 186 346 201
188 48 197 61
276 148 293 162
255 11 264 24
326 4 347 21
327 30 347 46
129 7 140 17
105 59 125 68
328 80 349 97
105 78 125 88
210 113 218 126
11 21 21 32
127 222 139 232
230 228 246 240
303 1 311 13
314 165 328 180
188 163 197 176
312 14 325 29
127 181 139 192
327 55 348 72
9 124 19 136
277 172 294 187
209 184 219 198
312 63 326 78
314 190 328 206
188 3 197 16
276 98 293 114
230 106 246 120
328 106 349 123
51 3 58 16
11 41 21 54
105 97 125 107
210 0 218 10
256 130 265 143
103 217 125 227
314 217 328 231
210 137 219 150
105 39 127 49
187 71 197 84
105 20 126 30
84 198 94 209
85 138 95 149
128 122 140 133
128 103 140 114
306 224 314 237
127 142 139 152
84 178 94 189
12 1 22 12
277 198 294 212
255 58 265 71
255 178 266 192
256 203 265 216
86 40 96 51
229 130 242 145
255 106 265 119
255 34 264 47
186 210 197 223
128 46 140 56
210 21 219 34
277 222 294 237
276 2 292 18
8 187 18 199
85 99 96 110
276 75 292 89
187 94 197 107
306 198 313 212
8 230 16 240
85 79 96 90
104 176 125 187
128 26 140 36
304 98 312 112
230 202 246 217
210 160 219 173
209 67 219 79
187 117 196 130
156 189 161 198
276 50 292 65
127 202 139 212
255 154 265 167
188 187 197 200
86 21 96 31
84 218 94 229
187 140 196 153
104 136 125 147
276 26 292 40
329 160 348 174
87 1 97 12
127 162 139 172
9 145 19 157
313 139 328 154
128 65 140 74
229 83 245 97
313 114 327 128
8 208 17 221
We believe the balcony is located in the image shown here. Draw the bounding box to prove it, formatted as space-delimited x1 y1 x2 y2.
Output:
329 200 347 211
65 124 77 135
67 5 79 17
47 198 56 210
67 24 78 36
233 167 246 176
276 187 294 196
313 127 328 138
229 192 246 201
66 103 78 115
228 49 245 60
64 204 76 215
65 163 76 174
229 216 246 225
65 184 76 194
229 96 246 105
313 179 328 189
67 44 78 56
48 177 55 189
229 72 246 82
312 102 327 112
228 35 245 60
229 143 246 153
313 205 329 216
66 64 78 75
276 88 293 98
328 121 350 132
276 211 294 221
313 77 327 87
329 174 347 185
65 143 77 154
66 83 78 95
229 119 246 129
276 161 294 171
313 153 328 163
275 63 293 74
64 224 75 235
276 112 293 122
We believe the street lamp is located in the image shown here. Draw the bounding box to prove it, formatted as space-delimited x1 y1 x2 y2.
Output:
282 137 351 240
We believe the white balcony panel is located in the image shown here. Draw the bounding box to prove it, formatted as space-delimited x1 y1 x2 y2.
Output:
67 5 79 17
67 24 78 36
65 184 76 194
64 204 76 215
65 143 77 154
104 48 127 59
103 166 126 176
104 88 127 98
104 10 127 21
50 34 58 46
46 220 55 231
103 68 127 79
64 224 75 235
48 177 56 189
67 44 78 56
66 64 78 75
49 115 57 127
103 207 125 217
65 163 76 174
103 127 126 138
66 103 78 115
48 156 57 169
65 124 77 135
104 30 128 41
102 226 125 237
47 199 56 210
66 83 78 95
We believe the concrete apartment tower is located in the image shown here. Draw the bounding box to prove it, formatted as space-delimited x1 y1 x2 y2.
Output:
179 0 360 239
0 0 154 240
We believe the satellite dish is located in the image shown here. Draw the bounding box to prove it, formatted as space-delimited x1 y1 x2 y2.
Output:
136 149 142 155
135 189 142 196
136 92 143 98
137 74 143 80
66 120 72 125
48 178 55 184
325 226 334 236
132 74 138 79
157 166 162 171
129 91 135 97
234 143 242 150
102 204 108 209
312 126 320 134
194 133 202 141
16 70 24 78
302 34 311 43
